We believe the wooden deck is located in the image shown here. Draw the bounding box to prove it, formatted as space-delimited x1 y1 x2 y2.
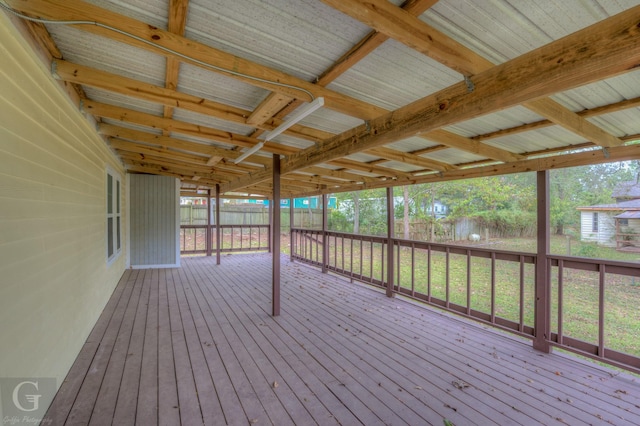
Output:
46 254 640 425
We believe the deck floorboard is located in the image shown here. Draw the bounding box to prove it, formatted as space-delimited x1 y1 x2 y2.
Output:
46 254 640 425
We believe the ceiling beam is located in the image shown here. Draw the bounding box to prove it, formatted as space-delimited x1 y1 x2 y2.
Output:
83 100 299 156
366 146 458 171
322 0 625 148
221 6 640 192
421 130 524 163
246 0 439 129
162 0 190 134
475 95 640 142
5 0 388 121
53 59 331 143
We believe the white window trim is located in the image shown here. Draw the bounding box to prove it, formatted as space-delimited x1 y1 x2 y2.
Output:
107 167 122 265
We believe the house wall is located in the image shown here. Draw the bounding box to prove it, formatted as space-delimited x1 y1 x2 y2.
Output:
580 211 616 247
0 13 126 397
130 174 180 268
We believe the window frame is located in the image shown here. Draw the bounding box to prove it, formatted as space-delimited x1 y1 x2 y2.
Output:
592 212 599 233
107 168 122 264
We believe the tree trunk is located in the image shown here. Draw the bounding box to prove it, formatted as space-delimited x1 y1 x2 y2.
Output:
403 186 410 240
353 192 360 234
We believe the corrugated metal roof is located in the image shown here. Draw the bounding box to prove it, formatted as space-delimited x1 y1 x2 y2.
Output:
186 0 371 81
10 0 639 197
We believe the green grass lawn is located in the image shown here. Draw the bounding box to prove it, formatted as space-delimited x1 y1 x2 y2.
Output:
313 234 640 359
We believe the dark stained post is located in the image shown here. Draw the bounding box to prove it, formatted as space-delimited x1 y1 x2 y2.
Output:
534 170 552 352
272 154 281 316
290 197 294 262
386 186 395 298
322 194 328 273
268 195 273 253
206 188 212 257
215 184 221 265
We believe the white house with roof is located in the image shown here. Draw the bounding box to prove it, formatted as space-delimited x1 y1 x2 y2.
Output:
578 178 640 250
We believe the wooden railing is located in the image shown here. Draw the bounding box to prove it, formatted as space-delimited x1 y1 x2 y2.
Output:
291 228 640 374
180 224 270 254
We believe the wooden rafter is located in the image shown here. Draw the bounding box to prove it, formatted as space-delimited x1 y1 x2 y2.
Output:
83 101 299 156
245 0 439 129
323 0 625 149
162 0 189 134
220 5 640 192
5 0 388 121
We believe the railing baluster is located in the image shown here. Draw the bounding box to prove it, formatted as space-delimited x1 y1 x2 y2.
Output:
491 252 496 324
350 237 354 282
466 249 471 316
445 247 450 309
558 259 564 345
411 243 415 297
427 244 432 303
396 241 401 291
519 255 525 333
599 263 606 358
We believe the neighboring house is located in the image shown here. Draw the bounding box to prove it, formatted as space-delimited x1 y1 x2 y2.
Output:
612 177 640 202
423 200 449 219
578 179 640 250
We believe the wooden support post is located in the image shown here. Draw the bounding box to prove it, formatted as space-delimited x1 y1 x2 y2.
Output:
386 186 395 298
215 184 221 265
268 195 273 253
534 170 552 352
290 197 294 262
272 154 281 316
322 194 328 273
206 189 212 257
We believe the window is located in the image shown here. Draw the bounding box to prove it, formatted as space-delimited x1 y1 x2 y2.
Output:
107 170 122 262
592 212 599 233
619 218 629 226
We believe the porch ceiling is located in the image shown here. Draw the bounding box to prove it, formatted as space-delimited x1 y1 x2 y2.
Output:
4 0 640 198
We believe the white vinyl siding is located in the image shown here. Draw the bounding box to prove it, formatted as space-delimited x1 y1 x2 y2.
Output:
580 211 617 247
0 15 126 392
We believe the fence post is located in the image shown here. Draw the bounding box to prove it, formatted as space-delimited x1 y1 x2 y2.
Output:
534 170 552 353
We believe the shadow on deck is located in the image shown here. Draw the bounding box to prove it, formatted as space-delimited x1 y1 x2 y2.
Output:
46 254 640 425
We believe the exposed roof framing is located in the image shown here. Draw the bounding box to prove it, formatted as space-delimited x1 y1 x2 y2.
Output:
4 0 640 198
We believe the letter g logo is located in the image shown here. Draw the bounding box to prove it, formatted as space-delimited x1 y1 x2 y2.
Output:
12 381 41 412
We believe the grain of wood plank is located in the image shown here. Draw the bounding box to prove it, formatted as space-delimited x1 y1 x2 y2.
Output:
64 270 141 425
156 269 180 426
45 269 135 423
136 268 159 426
171 267 226 425
187 260 328 425
46 255 640 425
88 268 146 425
165 268 203 425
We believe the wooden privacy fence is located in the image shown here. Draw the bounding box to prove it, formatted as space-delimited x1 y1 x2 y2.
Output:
180 204 322 230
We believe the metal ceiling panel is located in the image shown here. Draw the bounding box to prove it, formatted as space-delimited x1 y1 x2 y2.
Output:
176 62 270 111
186 0 371 81
83 87 164 115
171 109 255 136
327 38 461 110
47 26 166 86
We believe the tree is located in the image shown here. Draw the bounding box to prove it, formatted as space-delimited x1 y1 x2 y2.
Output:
403 186 410 239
